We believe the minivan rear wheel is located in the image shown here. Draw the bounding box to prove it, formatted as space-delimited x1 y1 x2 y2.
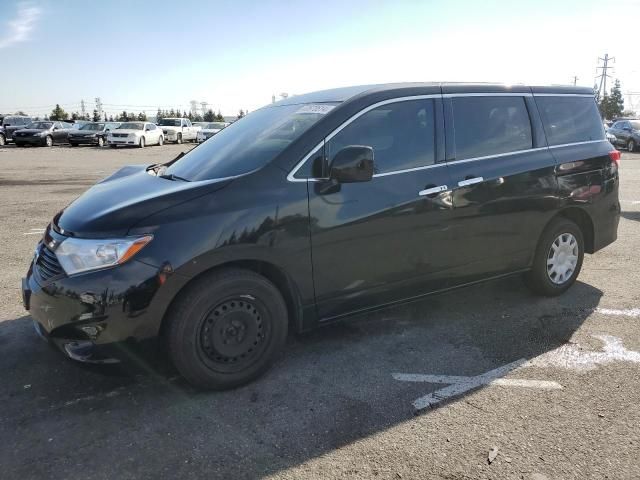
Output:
165 268 288 390
524 217 584 296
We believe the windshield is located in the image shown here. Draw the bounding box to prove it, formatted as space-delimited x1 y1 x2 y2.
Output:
206 122 227 129
165 103 336 181
631 121 640 130
80 123 104 131
28 121 52 129
117 122 144 130
158 119 181 126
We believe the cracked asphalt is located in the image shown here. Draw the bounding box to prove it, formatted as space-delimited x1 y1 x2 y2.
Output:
0 143 638 479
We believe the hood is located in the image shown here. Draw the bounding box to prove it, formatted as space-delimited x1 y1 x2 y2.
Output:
109 129 141 135
15 128 47 134
55 165 233 237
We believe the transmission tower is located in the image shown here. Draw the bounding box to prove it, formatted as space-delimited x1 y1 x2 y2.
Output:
596 54 615 101
95 97 103 118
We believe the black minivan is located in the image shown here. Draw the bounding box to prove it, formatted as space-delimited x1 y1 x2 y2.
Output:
22 83 620 389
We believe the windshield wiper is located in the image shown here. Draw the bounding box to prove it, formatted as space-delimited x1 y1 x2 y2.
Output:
160 173 191 182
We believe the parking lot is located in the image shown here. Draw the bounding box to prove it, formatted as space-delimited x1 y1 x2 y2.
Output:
0 144 639 479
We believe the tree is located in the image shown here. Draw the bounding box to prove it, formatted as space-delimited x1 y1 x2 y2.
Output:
103 112 108 122
203 109 214 122
137 112 147 121
156 108 164 123
108 115 114 122
92 110 100 122
216 110 224 122
71 112 80 121
50 104 68 121
237 109 245 119
168 108 176 117
117 111 129 121
598 79 624 120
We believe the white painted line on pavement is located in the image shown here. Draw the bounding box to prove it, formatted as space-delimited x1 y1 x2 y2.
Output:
393 359 562 410
596 307 640 318
525 335 640 371
22 228 45 236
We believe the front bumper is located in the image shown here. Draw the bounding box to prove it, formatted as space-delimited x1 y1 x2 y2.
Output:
108 137 137 145
14 135 46 145
69 135 102 145
22 247 174 363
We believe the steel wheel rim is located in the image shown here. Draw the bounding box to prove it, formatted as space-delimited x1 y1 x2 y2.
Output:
98 137 104 147
547 232 579 285
197 296 270 373
46 136 52 147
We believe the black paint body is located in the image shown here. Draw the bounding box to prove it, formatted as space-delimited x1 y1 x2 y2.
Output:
22 83 620 360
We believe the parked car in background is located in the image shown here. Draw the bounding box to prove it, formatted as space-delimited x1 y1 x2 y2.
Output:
13 121 73 147
107 121 164 148
2 115 33 143
0 125 6 146
158 118 199 144
607 119 640 151
196 121 229 143
69 122 121 147
21 83 619 390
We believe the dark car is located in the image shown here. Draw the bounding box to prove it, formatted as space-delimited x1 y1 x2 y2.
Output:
607 119 640 152
13 121 73 147
22 83 619 390
1 115 32 144
68 121 121 147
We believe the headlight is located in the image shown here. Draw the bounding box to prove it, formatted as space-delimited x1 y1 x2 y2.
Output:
55 235 153 275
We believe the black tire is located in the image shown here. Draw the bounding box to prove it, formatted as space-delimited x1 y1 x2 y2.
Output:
524 217 584 296
165 268 288 390
628 139 636 152
139 136 145 148
97 137 105 147
45 135 53 147
0 134 5 146
69 142 77 147
109 144 117 148
158 135 164 146
176 133 182 144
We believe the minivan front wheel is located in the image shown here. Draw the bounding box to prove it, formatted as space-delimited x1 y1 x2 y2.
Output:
165 268 288 390
525 217 584 296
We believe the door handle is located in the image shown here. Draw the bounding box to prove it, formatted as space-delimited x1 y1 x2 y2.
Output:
458 176 484 187
419 185 449 196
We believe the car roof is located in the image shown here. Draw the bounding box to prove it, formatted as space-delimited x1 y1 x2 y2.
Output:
271 82 594 106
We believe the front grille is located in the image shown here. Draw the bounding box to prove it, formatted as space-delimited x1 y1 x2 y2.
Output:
36 245 64 281
112 133 127 138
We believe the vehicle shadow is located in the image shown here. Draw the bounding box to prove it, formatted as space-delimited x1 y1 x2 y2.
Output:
0 277 601 479
620 210 640 222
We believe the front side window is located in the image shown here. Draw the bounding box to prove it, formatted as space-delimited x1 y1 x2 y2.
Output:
452 96 532 160
325 99 435 175
147 123 156 130
118 122 144 130
536 96 604 146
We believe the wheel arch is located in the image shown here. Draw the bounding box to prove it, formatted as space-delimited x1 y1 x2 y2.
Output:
158 259 304 340
552 207 595 253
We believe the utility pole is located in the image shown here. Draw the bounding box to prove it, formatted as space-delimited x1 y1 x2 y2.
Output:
80 99 86 119
596 54 615 101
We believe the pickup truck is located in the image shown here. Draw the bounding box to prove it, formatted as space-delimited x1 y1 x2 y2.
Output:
157 118 200 144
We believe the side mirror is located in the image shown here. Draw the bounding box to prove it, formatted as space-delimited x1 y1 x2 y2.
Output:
145 127 151 132
329 146 374 183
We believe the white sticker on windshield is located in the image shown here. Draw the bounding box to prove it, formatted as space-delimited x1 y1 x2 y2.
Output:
296 104 335 115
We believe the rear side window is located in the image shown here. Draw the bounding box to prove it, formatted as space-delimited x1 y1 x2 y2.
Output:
326 99 436 175
451 96 532 160
536 96 604 146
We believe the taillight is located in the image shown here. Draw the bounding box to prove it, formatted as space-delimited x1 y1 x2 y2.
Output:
609 150 621 165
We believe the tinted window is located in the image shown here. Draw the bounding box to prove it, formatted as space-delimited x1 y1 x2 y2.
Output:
325 99 435 175
536 96 604 146
452 96 532 160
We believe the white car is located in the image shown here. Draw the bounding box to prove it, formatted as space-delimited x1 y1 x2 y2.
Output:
157 118 199 144
107 121 164 148
196 121 229 143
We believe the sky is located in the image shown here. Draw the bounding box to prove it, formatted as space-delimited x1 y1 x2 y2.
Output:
1 0 639 119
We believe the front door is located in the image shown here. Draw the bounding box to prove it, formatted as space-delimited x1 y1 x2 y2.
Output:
308 97 456 320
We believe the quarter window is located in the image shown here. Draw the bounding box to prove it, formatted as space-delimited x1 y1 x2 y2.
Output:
451 96 532 160
326 99 436 175
536 96 604 146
